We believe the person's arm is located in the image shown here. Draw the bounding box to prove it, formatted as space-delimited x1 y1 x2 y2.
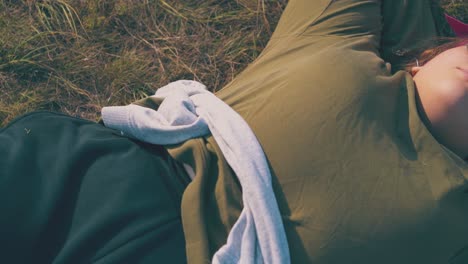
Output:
381 0 453 68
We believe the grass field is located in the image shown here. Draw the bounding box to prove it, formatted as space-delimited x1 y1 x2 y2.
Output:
0 0 466 126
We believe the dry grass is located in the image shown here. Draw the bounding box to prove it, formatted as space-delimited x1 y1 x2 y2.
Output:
0 0 466 126
0 0 285 125
441 0 468 22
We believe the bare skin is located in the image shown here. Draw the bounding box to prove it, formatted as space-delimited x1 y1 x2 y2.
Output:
412 44 468 159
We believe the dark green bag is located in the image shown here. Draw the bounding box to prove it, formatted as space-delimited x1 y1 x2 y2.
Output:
0 111 190 263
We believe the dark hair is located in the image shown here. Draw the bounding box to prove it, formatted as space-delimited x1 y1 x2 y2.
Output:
403 36 468 72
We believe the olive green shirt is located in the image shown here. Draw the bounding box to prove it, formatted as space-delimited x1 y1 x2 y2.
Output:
138 1 467 263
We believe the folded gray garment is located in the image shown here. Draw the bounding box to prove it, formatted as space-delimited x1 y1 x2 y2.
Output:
102 80 290 264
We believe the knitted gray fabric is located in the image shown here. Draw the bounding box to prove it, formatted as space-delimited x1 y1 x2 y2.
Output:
101 80 290 264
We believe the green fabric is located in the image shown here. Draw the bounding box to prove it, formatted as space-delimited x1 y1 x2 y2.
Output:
132 97 244 262
163 0 468 263
0 112 190 263
381 0 455 69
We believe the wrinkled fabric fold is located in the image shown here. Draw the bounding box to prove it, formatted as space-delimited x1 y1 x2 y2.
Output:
101 80 290 264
